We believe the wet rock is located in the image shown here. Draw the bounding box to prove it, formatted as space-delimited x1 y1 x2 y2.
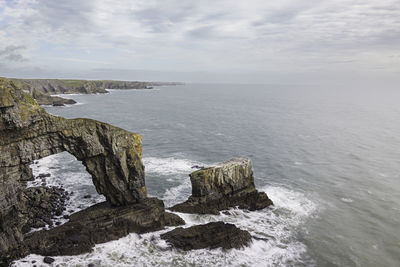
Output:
83 194 91 199
170 158 273 214
161 222 252 250
43 256 55 264
191 165 204 169
52 103 64 107
38 173 51 178
21 198 184 257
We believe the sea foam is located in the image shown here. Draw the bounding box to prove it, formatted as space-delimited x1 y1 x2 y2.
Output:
14 156 317 266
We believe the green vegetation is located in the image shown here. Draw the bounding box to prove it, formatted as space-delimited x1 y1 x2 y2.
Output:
24 93 37 106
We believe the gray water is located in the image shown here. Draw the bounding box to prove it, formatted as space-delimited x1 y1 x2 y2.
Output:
15 84 400 266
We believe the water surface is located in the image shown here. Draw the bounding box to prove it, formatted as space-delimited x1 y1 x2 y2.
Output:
15 84 400 266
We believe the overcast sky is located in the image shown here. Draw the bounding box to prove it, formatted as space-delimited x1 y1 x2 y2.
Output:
0 0 399 84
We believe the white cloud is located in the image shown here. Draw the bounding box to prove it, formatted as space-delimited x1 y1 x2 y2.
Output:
1 0 400 82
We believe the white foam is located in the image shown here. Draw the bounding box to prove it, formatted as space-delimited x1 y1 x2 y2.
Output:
14 185 317 266
162 180 192 207
143 156 205 175
341 198 354 203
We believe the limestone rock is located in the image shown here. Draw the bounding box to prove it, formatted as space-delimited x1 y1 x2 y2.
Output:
170 158 273 214
160 221 252 250
0 78 146 257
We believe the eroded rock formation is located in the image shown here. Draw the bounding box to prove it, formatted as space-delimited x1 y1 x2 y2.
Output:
170 158 273 214
13 198 184 258
0 78 147 259
161 222 252 250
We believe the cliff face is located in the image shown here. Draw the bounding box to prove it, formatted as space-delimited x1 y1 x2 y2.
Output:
9 78 183 107
16 79 109 94
0 78 146 255
14 79 156 96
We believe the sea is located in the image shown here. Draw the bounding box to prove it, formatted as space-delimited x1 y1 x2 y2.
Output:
13 83 400 266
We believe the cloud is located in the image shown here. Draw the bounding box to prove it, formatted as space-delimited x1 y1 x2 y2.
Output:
0 45 27 62
0 0 399 83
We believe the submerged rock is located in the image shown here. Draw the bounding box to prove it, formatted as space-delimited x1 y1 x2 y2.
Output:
19 198 184 257
161 221 252 250
43 256 55 264
170 158 273 214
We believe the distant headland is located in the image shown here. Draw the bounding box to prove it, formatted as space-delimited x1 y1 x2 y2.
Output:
8 78 184 106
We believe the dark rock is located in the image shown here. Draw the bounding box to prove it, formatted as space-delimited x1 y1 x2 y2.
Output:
52 103 64 107
38 173 51 178
191 165 204 169
55 209 63 216
63 215 70 219
20 198 184 257
161 222 252 250
170 158 273 214
83 194 91 199
88 264 95 267
43 256 55 264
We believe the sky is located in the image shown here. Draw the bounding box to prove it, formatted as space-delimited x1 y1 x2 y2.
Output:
0 0 400 84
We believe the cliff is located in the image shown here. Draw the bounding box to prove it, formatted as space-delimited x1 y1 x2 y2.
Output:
10 78 183 106
0 78 148 260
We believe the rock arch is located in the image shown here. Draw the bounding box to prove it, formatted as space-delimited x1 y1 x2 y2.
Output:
0 78 184 263
0 77 146 220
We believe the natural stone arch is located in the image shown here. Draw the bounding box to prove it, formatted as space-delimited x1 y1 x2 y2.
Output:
0 78 146 220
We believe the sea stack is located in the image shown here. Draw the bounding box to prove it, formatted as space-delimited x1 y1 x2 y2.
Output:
170 158 273 214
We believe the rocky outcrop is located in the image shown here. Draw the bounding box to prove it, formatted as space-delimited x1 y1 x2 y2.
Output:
9 78 183 107
14 79 109 95
8 198 184 259
161 222 252 250
31 90 76 106
170 158 273 214
0 78 147 258
18 186 68 232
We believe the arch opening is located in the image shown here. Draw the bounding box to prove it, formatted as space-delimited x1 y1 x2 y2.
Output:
26 151 106 231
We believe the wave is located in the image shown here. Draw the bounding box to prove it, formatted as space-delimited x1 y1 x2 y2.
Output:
14 183 317 266
143 156 205 175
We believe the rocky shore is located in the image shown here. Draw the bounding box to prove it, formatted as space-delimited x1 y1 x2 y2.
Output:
0 78 272 266
10 78 184 106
